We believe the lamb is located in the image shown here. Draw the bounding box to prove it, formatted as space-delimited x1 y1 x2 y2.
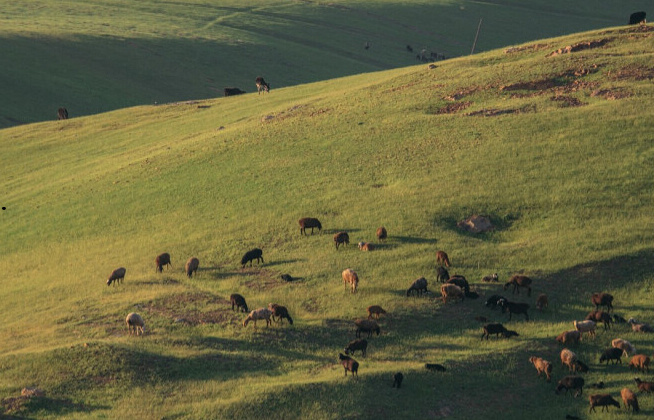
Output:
366 305 387 319
481 273 499 283
125 312 145 336
357 242 374 251
436 250 451 267
556 330 581 345
342 269 359 293
355 319 380 338
446 275 469 293
242 308 272 328
155 252 172 273
628 355 650 372
634 378 654 394
556 376 585 397
573 320 596 339
298 217 322 235
485 295 506 310
425 363 446 372
333 232 349 249
230 293 249 313
441 284 464 304
392 372 403 388
267 303 294 325
588 394 620 412
591 292 613 312
529 356 552 382
503 275 532 296
585 311 612 331
185 257 199 278
481 323 519 340
499 299 529 320
406 277 428 297
599 347 623 365
376 226 387 242
560 348 580 372
535 294 548 311
107 267 126 286
344 339 368 357
338 353 359 378
621 387 639 412
241 248 264 268
436 266 450 283
612 338 636 357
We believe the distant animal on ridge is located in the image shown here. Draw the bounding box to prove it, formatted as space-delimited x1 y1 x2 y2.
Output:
57 107 68 120
255 76 270 94
629 11 646 25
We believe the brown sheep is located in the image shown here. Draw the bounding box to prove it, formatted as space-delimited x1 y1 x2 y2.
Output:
338 353 359 378
503 275 532 296
621 387 639 412
367 305 387 319
333 232 349 249
589 394 620 412
355 319 380 338
529 356 552 382
107 267 126 286
185 257 199 278
585 311 612 330
634 378 654 394
267 303 294 325
436 250 451 267
591 292 613 312
358 241 374 251
155 252 172 273
230 293 249 313
535 293 548 311
342 269 359 293
440 284 464 304
407 277 428 297
556 330 581 345
560 348 579 372
628 355 650 373
299 217 322 235
376 226 387 242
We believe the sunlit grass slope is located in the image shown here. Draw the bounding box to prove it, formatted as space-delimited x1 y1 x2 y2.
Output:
0 0 650 127
0 24 653 419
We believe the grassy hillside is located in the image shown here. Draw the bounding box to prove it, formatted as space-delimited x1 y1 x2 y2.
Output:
1 24 654 419
1 0 650 127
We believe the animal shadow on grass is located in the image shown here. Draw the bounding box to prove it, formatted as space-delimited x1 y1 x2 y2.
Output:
393 236 437 245
263 259 303 267
4 397 110 418
323 228 361 235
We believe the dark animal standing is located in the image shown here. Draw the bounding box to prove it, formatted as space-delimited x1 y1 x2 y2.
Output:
344 339 368 357
392 372 404 388
366 305 386 319
446 275 469 293
241 248 263 268
436 266 450 283
425 363 446 372
436 250 451 267
230 293 249 313
481 323 519 340
224 87 245 97
57 107 68 120
268 303 293 325
376 226 387 242
585 311 612 330
155 253 172 273
107 267 126 286
355 319 380 338
504 275 532 296
599 347 623 365
485 295 507 309
298 217 322 235
588 394 620 413
338 353 359 378
591 292 613 312
406 277 428 297
499 299 530 321
333 232 350 249
556 376 585 397
629 11 646 24
255 76 270 94
185 257 199 278
634 378 654 394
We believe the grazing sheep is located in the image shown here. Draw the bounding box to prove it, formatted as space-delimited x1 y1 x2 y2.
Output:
629 320 654 333
441 284 464 304
344 339 368 357
621 387 639 412
436 266 450 283
591 292 613 312
185 257 199 278
57 107 69 120
503 275 532 296
107 267 126 286
155 252 172 273
367 305 387 319
446 275 469 293
355 319 380 338
499 299 529 321
556 376 585 397
267 303 294 325
613 314 627 324
560 348 580 372
585 311 612 331
425 363 446 372
612 338 636 357
599 347 623 365
436 251 451 267
406 277 428 297
242 308 272 328
255 76 270 94
634 378 654 394
573 320 597 339
333 232 350 249
230 293 249 313
481 273 499 283
481 323 519 340
338 353 359 378
342 269 359 293
358 241 374 251
125 312 145 336
298 217 322 235
485 295 507 310
535 294 548 311
241 248 264 268
556 330 581 345
376 226 387 242
628 355 650 372
529 356 552 382
589 394 620 412
392 372 403 388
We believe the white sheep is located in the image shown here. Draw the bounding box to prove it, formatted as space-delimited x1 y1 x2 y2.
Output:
243 308 272 328
126 312 145 336
573 320 596 339
612 338 636 357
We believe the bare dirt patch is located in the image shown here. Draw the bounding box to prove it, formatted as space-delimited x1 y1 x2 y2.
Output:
590 88 633 100
550 95 587 107
444 86 483 101
546 39 610 57
144 291 236 326
504 43 548 54
433 101 472 114
466 106 533 117
609 65 654 81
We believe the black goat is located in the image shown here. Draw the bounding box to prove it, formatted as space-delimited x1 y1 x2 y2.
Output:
485 295 506 310
599 347 623 365
481 323 519 340
241 248 263 268
499 299 530 321
230 293 249 313
155 252 172 273
556 376 585 397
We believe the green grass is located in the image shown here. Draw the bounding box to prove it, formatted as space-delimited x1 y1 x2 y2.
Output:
1 23 654 419
1 0 651 127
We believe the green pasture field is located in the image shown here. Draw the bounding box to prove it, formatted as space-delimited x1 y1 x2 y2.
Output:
1 23 654 419
0 0 650 127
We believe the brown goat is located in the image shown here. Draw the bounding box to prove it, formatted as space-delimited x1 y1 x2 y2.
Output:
529 356 552 382
376 226 387 242
366 305 387 319
556 330 581 345
436 251 451 267
589 394 620 412
342 269 359 293
503 275 532 296
629 355 650 372
333 232 349 249
591 292 613 312
621 387 639 412
535 293 548 311
634 378 654 394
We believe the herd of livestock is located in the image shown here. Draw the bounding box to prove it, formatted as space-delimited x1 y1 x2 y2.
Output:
107 216 653 415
